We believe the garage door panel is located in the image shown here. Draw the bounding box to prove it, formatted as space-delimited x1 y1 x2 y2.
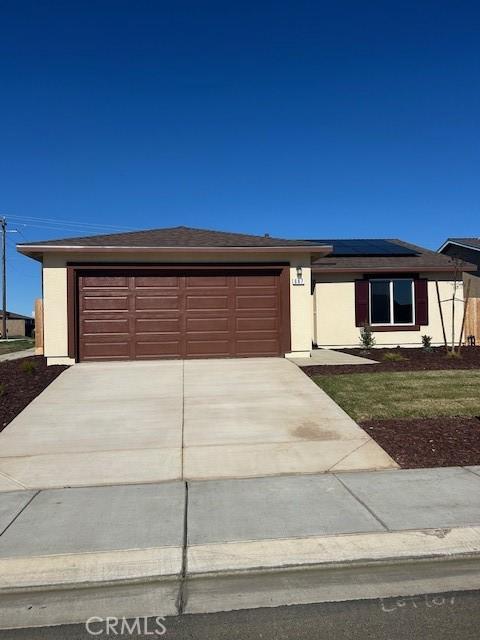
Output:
236 295 277 310
186 275 228 287
186 331 230 342
234 286 277 296
186 296 229 310
82 319 130 334
236 339 279 355
236 317 277 331
187 317 229 331
186 340 231 356
82 276 129 289
81 342 130 360
135 318 181 333
135 296 180 310
135 333 182 344
81 331 131 343
78 270 285 361
235 275 277 287
83 296 129 311
134 341 182 358
135 276 180 288
237 331 277 344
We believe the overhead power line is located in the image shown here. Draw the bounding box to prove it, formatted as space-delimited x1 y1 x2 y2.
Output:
6 214 136 233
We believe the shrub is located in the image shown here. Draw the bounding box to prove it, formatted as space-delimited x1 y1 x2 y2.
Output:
383 352 407 362
446 350 462 359
20 360 38 374
359 324 376 351
422 335 433 351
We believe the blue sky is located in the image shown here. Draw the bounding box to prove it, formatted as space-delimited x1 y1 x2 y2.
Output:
1 0 479 315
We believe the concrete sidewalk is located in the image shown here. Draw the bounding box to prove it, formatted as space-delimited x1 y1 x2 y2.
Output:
1 466 480 628
0 348 35 363
289 349 378 366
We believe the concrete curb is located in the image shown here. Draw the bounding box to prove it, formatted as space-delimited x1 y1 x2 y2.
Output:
0 546 182 590
2 527 480 628
184 527 480 613
0 547 182 629
185 553 480 615
186 527 480 575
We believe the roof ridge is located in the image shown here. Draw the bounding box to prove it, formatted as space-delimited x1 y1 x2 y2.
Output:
17 225 327 250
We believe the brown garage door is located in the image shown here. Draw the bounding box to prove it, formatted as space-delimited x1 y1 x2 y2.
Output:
77 269 287 361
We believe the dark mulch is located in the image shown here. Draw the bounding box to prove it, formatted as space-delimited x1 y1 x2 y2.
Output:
361 416 480 468
303 346 480 376
0 356 68 432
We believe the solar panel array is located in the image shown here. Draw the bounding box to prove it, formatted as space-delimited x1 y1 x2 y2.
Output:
307 239 418 257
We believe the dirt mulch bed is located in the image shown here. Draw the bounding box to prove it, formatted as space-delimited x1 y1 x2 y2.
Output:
303 346 480 377
0 356 68 433
361 416 480 468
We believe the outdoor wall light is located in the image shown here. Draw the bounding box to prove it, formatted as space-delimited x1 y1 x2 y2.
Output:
296 266 303 279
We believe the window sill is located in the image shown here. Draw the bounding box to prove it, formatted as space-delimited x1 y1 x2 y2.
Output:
370 325 420 332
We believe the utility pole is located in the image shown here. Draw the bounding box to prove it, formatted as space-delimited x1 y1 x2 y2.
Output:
1 217 6 340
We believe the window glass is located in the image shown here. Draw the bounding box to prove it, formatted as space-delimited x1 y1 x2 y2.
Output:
393 280 413 324
370 281 391 324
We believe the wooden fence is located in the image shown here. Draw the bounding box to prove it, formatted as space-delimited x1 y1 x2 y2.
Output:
465 297 480 344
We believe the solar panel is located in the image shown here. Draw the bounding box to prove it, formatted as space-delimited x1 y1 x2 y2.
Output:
306 239 418 257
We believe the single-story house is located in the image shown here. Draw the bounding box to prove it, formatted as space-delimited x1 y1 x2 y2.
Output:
17 227 475 365
439 237 480 342
0 311 35 339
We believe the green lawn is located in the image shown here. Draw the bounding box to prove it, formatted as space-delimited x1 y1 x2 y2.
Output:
0 338 34 356
312 370 480 422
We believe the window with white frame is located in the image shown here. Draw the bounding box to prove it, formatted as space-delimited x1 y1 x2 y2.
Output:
369 279 415 325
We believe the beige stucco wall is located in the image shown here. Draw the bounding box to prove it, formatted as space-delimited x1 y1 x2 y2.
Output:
287 254 313 357
42 251 314 363
43 254 70 361
313 272 465 348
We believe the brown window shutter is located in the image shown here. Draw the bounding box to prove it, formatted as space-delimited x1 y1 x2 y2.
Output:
355 280 369 327
415 279 429 325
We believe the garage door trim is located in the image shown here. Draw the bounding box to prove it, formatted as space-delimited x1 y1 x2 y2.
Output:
67 263 291 361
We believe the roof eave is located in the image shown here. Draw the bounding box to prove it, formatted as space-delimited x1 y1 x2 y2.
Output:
17 244 333 257
312 264 477 274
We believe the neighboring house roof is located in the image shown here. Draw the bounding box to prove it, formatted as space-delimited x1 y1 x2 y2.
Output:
0 311 33 320
438 237 480 252
310 238 476 273
17 225 330 252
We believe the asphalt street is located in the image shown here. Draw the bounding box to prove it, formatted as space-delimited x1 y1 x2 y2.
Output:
1 590 478 639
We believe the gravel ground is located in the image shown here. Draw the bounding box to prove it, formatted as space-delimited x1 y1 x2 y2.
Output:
0 356 68 432
303 346 480 376
361 416 480 468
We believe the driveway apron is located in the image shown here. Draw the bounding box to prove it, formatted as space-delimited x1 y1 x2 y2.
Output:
0 358 396 490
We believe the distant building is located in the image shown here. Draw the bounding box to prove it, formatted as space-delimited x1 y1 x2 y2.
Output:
0 311 35 338
439 238 480 343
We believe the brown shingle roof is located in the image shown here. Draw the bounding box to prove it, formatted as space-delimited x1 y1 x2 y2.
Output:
18 226 324 249
312 239 476 273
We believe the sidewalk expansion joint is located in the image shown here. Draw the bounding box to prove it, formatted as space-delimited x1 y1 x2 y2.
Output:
181 359 185 479
0 489 40 537
333 474 390 531
176 480 189 615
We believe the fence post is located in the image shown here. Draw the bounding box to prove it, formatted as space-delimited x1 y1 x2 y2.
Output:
35 298 44 355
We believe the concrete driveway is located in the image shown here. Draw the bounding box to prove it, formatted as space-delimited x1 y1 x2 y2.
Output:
0 359 396 491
